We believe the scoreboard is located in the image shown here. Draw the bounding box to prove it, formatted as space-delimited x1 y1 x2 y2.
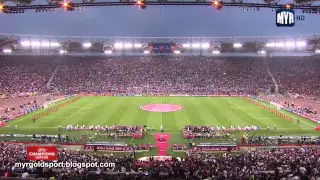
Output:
151 43 173 54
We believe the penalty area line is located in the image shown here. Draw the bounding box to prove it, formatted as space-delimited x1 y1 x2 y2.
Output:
67 100 97 119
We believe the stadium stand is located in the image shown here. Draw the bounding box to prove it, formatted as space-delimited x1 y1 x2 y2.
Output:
0 142 319 179
1 55 320 179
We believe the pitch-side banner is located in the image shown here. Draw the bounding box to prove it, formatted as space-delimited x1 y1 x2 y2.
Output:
84 145 134 152
27 146 58 161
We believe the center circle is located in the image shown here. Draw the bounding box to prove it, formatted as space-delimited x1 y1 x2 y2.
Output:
141 104 183 112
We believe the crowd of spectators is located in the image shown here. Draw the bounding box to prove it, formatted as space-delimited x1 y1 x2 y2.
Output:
0 56 273 96
0 142 319 179
266 57 320 96
51 56 271 94
0 56 56 97
0 56 320 97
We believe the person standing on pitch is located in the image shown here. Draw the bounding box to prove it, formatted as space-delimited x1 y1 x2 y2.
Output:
160 124 163 132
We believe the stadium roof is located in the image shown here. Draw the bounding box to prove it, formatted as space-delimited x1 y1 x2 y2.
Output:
0 33 320 55
1 0 319 11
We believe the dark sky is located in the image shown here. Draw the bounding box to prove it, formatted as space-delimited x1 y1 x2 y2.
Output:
0 0 319 37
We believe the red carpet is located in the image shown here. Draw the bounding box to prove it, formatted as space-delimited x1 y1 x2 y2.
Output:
316 125 320 131
154 133 170 156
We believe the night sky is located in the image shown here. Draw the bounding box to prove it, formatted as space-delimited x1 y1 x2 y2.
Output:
0 0 319 37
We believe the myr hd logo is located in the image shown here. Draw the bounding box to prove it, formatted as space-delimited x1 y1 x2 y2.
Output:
276 9 305 27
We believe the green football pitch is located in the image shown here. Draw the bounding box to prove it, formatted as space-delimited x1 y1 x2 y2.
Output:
2 96 319 144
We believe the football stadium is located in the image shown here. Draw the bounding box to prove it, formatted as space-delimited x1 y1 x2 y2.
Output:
1 0 320 179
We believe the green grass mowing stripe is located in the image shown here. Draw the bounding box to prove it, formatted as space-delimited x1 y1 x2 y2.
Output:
118 98 141 126
103 98 127 125
161 97 178 130
184 98 207 126
201 98 225 126
91 97 125 126
172 99 192 129
85 97 120 126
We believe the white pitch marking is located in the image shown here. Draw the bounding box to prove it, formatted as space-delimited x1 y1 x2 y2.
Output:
67 100 97 118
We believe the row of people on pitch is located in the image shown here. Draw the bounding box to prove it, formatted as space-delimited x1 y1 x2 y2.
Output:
184 125 260 132
65 124 143 132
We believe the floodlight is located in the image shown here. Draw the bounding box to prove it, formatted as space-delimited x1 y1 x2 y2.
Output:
201 43 210 49
41 42 50 47
124 43 133 48
83 43 92 48
212 50 220 54
104 50 112 54
182 44 191 48
258 50 266 54
31 41 41 47
285 41 295 48
296 41 307 47
266 43 275 47
50 42 60 47
316 49 320 54
143 50 150 54
276 42 285 47
21 41 31 47
114 43 123 49
192 43 200 48
2 49 12 53
59 50 67 54
233 43 242 48
134 43 142 48
173 50 181 54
